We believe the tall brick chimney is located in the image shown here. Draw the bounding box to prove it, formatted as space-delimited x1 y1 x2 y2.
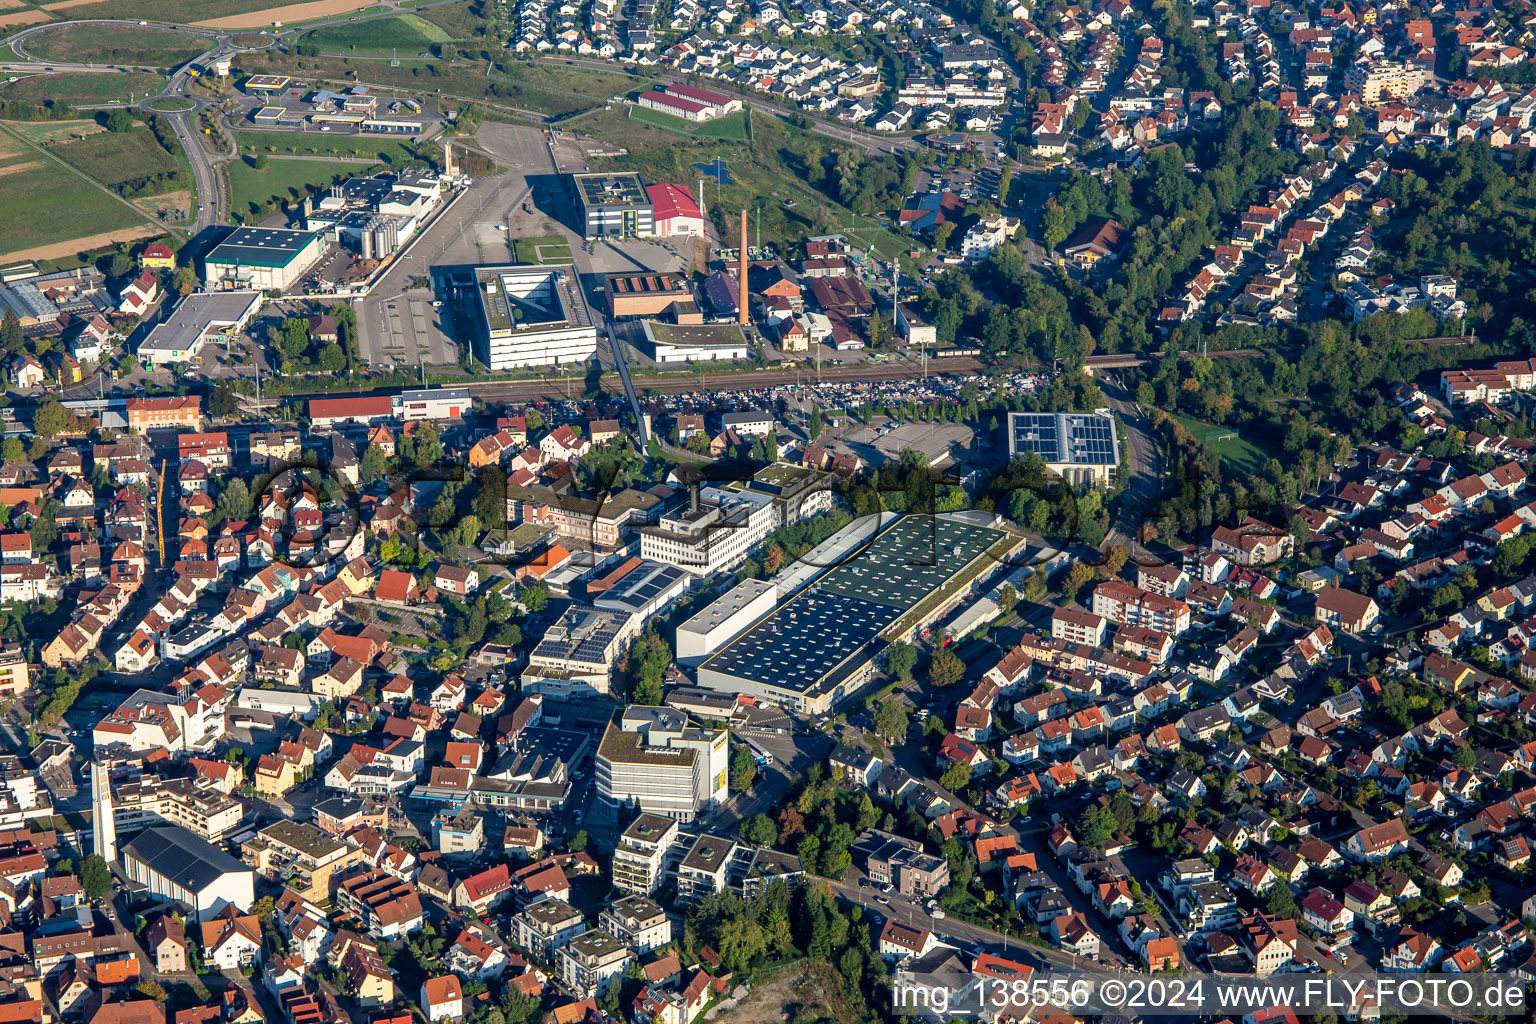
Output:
738 208 749 326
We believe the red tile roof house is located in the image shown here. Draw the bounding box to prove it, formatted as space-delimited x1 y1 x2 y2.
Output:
1312 586 1380 633
421 976 464 1022
374 569 421 606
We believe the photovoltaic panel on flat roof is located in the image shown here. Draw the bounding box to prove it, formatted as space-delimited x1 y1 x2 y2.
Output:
701 590 893 694
1008 412 1118 467
816 516 1001 608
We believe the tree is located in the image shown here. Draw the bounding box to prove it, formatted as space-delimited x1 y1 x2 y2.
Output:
104 109 134 133
0 309 20 355
319 343 346 373
997 583 1017 615
1063 562 1095 599
939 761 971 792
729 746 757 792
520 582 548 613
171 265 197 297
568 829 589 852
215 478 251 522
808 405 823 442
934 221 956 251
81 855 111 902
360 444 390 485
741 813 777 847
277 317 310 359
0 438 21 463
1452 745 1476 769
33 400 68 439
883 641 917 682
929 645 964 687
209 384 238 420
872 699 909 740
413 424 443 467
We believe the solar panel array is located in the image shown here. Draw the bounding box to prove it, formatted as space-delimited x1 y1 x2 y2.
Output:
701 590 892 694
532 607 625 664
1007 412 1118 467
818 516 1002 608
702 515 1006 695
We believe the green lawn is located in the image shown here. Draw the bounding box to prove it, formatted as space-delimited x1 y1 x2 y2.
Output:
1169 413 1275 474
628 104 749 140
233 130 420 165
228 156 379 218
51 128 178 187
299 14 452 52
513 235 571 264
0 155 144 254
0 72 167 109
24 24 209 67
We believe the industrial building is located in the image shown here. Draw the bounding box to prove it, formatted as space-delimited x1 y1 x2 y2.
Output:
473 265 598 370
695 514 1009 714
137 291 263 366
594 706 728 821
1005 411 1120 486
120 825 256 922
647 183 706 237
572 173 654 239
641 321 749 364
605 272 693 319
521 604 641 698
202 227 327 293
675 578 777 666
242 74 292 96
305 171 444 259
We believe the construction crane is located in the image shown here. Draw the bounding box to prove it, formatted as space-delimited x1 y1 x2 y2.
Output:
156 459 166 567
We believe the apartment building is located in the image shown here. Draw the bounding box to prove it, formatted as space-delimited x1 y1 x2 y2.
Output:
512 898 585 960
611 813 681 894
113 773 243 842
242 821 362 903
1051 607 1108 647
598 894 672 954
556 930 634 998
1091 581 1191 636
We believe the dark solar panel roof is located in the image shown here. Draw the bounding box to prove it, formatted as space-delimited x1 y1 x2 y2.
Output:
1007 412 1118 467
574 172 649 208
701 515 1005 694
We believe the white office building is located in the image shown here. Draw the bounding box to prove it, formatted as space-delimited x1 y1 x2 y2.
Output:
595 707 728 821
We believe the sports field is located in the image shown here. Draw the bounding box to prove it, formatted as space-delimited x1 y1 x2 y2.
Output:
23 23 210 66
1169 413 1274 474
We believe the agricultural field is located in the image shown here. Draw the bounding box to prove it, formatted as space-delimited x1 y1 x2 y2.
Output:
50 127 178 186
233 130 421 166
23 23 210 66
0 126 148 258
19 0 373 25
418 0 486 38
0 71 166 110
228 155 378 218
6 119 103 144
299 13 451 53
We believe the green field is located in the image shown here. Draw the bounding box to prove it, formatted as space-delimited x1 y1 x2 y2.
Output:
1170 413 1274 474
234 130 421 165
0 132 144 253
228 156 379 217
513 235 571 264
579 109 913 267
419 0 486 37
147 97 197 112
26 0 313 23
24 24 209 67
231 51 641 118
628 104 749 140
52 128 178 187
0 72 167 110
300 14 452 53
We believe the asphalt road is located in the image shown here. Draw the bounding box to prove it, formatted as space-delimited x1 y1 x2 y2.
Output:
1099 376 1163 561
